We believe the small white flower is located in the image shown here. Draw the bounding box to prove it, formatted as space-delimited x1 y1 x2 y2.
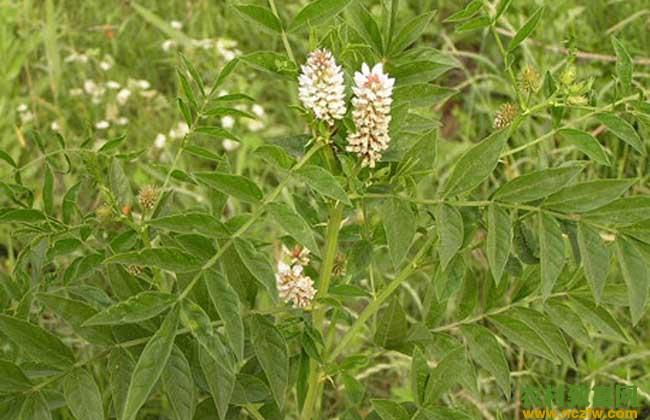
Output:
251 104 265 117
95 120 110 130
51 121 60 131
106 80 121 89
161 39 176 52
116 88 131 105
64 52 88 64
17 104 28 113
99 61 112 71
247 120 265 132
19 111 34 124
135 79 151 90
298 48 347 124
221 116 235 129
346 63 395 168
154 133 167 149
84 80 98 95
116 117 129 126
222 139 239 152
170 20 183 29
169 122 190 139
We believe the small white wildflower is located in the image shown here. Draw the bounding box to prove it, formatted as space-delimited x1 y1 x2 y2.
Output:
138 90 157 99
298 48 346 124
106 80 121 89
64 52 88 64
247 120 265 132
275 262 317 309
95 120 110 130
346 63 395 168
222 139 239 152
282 244 311 266
161 39 176 52
135 79 151 90
170 20 183 30
19 111 34 124
17 104 28 113
116 117 129 126
221 115 235 129
83 80 98 95
99 61 112 71
51 121 60 131
116 88 131 105
251 104 265 117
169 122 190 139
69 88 83 96
154 133 167 149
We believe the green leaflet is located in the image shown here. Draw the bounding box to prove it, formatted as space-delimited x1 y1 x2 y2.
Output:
83 291 175 326
507 6 545 52
121 306 180 420
162 346 195 420
0 360 32 393
493 166 582 203
383 197 416 267
250 314 289 410
194 171 263 203
596 113 644 154
267 202 320 256
538 213 565 299
204 270 245 361
487 203 512 284
615 237 649 325
372 399 410 420
0 315 75 370
489 314 559 363
289 0 353 32
106 247 205 272
296 165 351 205
543 179 635 213
436 204 464 270
460 324 511 398
441 129 509 197
577 223 610 303
63 368 104 420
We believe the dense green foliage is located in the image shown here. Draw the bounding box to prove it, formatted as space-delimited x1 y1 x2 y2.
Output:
1 0 649 419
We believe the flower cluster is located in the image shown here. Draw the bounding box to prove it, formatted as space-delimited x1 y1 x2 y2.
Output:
275 245 316 309
493 103 518 129
346 63 395 168
298 49 346 125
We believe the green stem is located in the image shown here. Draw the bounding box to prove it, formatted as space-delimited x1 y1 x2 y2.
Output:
301 203 344 419
489 24 526 110
431 292 568 333
501 94 639 157
267 0 296 64
327 232 436 363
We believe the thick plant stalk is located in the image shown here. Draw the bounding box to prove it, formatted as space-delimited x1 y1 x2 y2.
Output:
301 203 344 419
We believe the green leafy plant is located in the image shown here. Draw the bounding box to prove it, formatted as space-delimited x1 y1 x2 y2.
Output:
1 0 649 419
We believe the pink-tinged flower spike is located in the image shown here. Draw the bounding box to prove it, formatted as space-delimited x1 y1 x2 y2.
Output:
298 49 347 125
276 262 317 309
346 63 395 168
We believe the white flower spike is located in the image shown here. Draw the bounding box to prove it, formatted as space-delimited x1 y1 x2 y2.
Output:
298 49 346 125
346 63 395 168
